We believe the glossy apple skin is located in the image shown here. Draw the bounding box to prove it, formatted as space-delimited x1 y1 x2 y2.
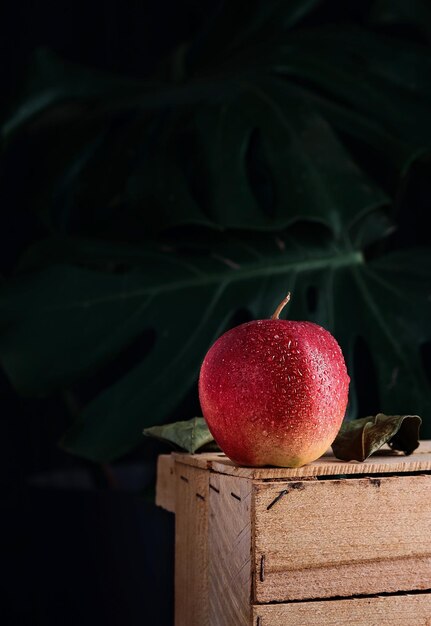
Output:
199 319 350 467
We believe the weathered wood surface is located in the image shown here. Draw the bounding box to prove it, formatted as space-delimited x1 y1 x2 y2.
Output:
156 443 431 624
173 440 431 479
208 473 252 626
155 454 175 513
158 442 431 514
254 474 431 602
253 593 431 625
174 464 209 626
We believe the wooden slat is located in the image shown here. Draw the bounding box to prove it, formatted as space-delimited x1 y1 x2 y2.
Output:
210 453 431 478
208 474 252 626
173 451 226 470
174 441 431 479
155 454 176 513
253 593 431 625
174 464 210 626
253 474 431 602
157 443 431 515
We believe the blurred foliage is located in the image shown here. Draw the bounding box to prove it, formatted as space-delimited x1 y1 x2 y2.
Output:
0 0 430 461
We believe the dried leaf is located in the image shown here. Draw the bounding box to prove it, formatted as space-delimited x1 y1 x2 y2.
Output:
332 413 422 461
143 417 216 453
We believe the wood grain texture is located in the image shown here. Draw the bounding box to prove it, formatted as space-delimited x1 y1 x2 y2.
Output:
155 454 176 513
211 450 431 478
173 451 224 470
174 464 210 626
208 474 252 626
174 441 431 479
254 474 431 602
253 593 431 625
160 444 431 623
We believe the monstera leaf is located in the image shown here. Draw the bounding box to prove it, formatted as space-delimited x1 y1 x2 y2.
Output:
1 1 430 463
0 231 430 461
2 2 431 236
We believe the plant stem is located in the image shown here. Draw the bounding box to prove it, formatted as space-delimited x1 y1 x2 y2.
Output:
271 292 291 320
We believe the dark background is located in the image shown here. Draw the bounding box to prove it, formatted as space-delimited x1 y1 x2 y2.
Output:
1 2 430 625
0 3 190 625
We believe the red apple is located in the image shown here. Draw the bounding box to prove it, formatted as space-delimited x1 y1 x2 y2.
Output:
198 294 350 467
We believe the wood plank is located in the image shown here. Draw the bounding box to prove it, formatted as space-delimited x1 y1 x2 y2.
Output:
173 451 227 470
253 474 431 602
210 453 431 478
157 442 431 510
208 474 252 626
174 441 431 479
252 593 431 625
155 454 176 513
174 463 210 626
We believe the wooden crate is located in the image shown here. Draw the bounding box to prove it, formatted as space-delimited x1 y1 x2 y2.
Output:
156 442 431 626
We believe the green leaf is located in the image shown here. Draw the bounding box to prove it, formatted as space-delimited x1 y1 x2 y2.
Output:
332 413 422 461
370 0 431 40
196 80 387 234
188 0 322 71
276 27 431 171
0 234 430 461
1 48 144 139
6 17 431 235
143 417 217 453
2 3 431 463
298 88 427 174
131 81 387 235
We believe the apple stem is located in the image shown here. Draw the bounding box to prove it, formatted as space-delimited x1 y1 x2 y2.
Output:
271 292 291 320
